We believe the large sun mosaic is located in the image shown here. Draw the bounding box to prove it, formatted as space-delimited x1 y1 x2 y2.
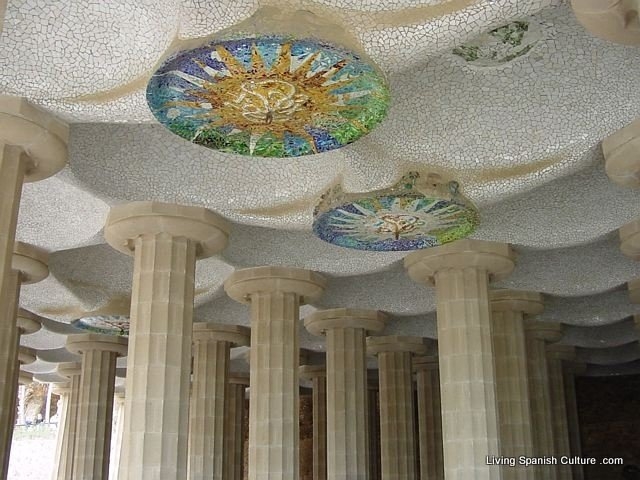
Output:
146 36 389 157
313 172 479 251
71 315 130 337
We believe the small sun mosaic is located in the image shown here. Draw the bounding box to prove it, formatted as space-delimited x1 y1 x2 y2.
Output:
313 172 479 251
71 315 130 337
146 35 389 157
453 20 541 67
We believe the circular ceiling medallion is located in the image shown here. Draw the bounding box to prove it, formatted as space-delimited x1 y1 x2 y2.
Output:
313 172 479 251
452 20 541 67
71 315 130 337
147 35 389 157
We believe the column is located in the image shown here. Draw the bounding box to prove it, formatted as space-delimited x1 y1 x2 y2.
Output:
414 356 444 480
188 323 250 480
629 279 639 304
546 345 574 480
51 383 71 480
367 377 381 480
564 363 586 480
104 201 230 480
524 321 562 480
109 392 126 480
55 362 82 480
620 218 640 260
305 308 387 480
66 333 128 480
225 266 326 480
0 96 67 328
0 242 47 478
224 374 249 480
405 239 515 480
299 365 327 480
367 336 426 480
490 290 542 480
603 116 640 187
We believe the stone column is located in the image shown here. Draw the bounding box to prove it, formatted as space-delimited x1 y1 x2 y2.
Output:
109 392 126 480
414 356 444 480
225 266 326 480
405 239 515 480
490 290 542 480
305 308 387 480
524 321 562 480
189 323 250 480
629 279 640 305
0 243 47 478
367 336 426 480
66 333 128 480
564 363 586 480
104 201 230 480
603 116 640 187
224 374 249 480
0 97 67 332
367 377 381 480
299 365 327 480
51 383 71 480
620 218 640 260
55 362 82 480
546 345 574 480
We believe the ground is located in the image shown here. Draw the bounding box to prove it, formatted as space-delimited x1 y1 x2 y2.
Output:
8 425 57 480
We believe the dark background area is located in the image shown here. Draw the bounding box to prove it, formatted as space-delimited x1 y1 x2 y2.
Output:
577 374 640 480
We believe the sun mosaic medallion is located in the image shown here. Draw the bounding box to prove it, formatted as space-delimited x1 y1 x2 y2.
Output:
71 315 130 337
313 172 479 251
146 36 390 157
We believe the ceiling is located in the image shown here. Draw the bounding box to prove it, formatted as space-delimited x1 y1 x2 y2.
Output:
2 0 639 377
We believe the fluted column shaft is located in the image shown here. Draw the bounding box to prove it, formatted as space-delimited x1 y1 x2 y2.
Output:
367 387 381 480
109 394 125 480
52 386 70 480
224 380 247 480
189 339 229 479
55 366 82 480
0 145 24 294
225 266 326 480
327 327 370 479
492 310 535 479
415 359 444 480
525 332 557 480
251 291 300 479
68 335 127 480
547 351 573 480
0 271 20 479
563 368 584 480
121 233 196 480
436 268 501 479
311 374 327 480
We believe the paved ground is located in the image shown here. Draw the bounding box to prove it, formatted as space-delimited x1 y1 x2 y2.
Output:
8 425 57 480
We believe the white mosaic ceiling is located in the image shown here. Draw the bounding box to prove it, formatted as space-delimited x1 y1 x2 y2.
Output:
3 0 640 373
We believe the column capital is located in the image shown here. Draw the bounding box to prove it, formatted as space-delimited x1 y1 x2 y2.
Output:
413 355 439 372
629 279 640 304
57 362 82 379
12 241 48 284
620 217 640 260
66 333 128 357
18 346 36 365
547 344 576 361
404 239 515 286
18 371 33 385
192 322 250 346
228 372 250 385
225 266 326 305
51 384 71 396
16 308 41 335
305 308 387 336
490 289 544 315
104 201 230 258
367 335 427 356
0 95 68 182
525 320 564 343
299 364 326 379
602 116 640 187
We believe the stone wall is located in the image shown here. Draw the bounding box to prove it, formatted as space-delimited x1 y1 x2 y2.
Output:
576 374 640 480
